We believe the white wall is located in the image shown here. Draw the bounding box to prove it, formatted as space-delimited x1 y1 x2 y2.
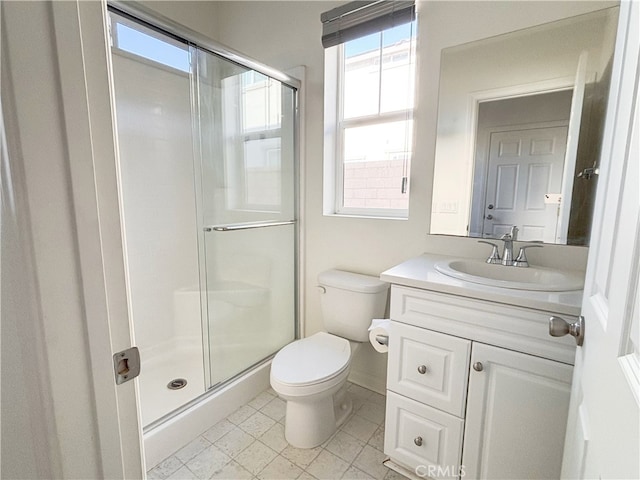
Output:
139 1 220 41
211 0 613 393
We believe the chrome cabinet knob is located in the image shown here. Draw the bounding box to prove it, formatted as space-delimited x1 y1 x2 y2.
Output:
486 214 494 220
549 315 585 346
414 436 423 446
417 365 427 374
473 362 483 372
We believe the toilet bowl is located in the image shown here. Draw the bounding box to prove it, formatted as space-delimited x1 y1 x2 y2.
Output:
271 332 357 448
270 269 389 448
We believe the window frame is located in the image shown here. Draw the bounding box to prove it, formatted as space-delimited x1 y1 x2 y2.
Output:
324 31 415 219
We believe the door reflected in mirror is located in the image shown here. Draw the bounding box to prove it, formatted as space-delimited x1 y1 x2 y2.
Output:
429 7 619 245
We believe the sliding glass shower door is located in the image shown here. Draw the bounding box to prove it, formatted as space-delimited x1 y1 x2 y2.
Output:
110 7 298 425
193 50 298 387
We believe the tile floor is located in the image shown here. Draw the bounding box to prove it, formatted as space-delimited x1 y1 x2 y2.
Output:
147 383 407 480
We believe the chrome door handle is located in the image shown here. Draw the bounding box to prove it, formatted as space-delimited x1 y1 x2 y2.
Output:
549 315 584 346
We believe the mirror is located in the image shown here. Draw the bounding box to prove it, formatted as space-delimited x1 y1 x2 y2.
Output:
430 7 619 245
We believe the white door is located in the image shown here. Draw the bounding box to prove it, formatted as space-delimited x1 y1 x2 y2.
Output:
561 2 640 478
463 343 573 480
483 126 568 242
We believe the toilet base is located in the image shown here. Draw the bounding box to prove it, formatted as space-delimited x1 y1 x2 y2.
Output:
283 383 353 448
333 382 353 428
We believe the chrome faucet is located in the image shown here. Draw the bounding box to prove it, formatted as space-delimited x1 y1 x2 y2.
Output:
513 244 543 267
500 226 519 266
479 226 544 267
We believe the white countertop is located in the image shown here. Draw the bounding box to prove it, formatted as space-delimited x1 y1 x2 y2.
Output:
380 254 583 316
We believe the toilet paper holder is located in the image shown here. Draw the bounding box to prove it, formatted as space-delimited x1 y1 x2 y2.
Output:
375 334 389 346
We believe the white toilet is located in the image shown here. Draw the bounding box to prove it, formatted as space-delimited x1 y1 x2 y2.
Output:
270 269 389 448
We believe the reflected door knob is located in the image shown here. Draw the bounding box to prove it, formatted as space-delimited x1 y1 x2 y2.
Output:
486 214 494 220
487 204 494 209
549 316 585 346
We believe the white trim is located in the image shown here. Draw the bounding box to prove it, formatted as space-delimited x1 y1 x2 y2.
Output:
323 46 339 216
51 1 144 476
347 370 387 396
464 77 576 230
556 52 589 244
465 76 577 162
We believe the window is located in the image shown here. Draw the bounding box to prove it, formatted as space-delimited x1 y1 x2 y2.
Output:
222 69 286 212
322 1 416 218
109 13 190 73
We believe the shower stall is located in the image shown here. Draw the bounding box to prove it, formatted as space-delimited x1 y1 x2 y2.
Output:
108 7 298 429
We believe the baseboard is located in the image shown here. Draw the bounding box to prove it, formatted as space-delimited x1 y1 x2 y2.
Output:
348 369 386 395
383 458 422 480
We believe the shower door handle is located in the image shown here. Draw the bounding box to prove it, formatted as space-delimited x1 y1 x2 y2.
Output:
203 220 296 232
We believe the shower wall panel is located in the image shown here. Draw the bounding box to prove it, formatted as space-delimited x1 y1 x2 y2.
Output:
113 54 202 353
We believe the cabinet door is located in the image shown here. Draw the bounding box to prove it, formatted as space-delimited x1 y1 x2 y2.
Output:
463 343 573 480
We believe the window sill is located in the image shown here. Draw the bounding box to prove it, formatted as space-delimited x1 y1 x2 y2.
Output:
323 212 408 221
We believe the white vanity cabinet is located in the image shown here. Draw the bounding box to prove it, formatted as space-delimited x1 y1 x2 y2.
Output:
383 284 576 480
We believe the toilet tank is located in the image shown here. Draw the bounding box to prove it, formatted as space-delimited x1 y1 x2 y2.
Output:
318 269 389 342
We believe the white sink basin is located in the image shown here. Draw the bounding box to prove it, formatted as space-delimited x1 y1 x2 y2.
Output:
435 259 584 291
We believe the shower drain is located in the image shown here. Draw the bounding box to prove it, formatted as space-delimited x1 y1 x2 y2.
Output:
167 378 187 390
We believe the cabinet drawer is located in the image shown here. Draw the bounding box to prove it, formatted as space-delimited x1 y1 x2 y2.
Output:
388 322 471 417
390 285 577 364
384 391 464 479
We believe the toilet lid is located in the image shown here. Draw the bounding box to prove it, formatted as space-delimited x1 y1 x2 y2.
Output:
272 332 351 386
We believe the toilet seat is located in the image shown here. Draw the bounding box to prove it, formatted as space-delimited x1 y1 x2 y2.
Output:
271 332 351 389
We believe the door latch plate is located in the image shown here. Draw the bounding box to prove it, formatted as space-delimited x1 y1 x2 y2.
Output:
113 347 140 385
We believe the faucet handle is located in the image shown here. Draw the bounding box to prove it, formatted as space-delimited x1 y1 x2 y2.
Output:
513 244 543 268
478 240 502 264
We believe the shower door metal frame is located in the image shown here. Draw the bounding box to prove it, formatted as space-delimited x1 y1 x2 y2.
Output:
108 1 301 91
107 1 302 430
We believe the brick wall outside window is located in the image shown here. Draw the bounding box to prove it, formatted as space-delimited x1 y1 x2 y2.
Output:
343 159 409 209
